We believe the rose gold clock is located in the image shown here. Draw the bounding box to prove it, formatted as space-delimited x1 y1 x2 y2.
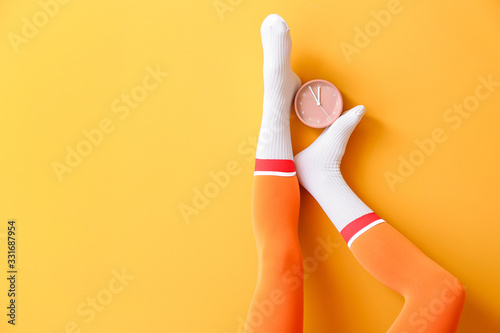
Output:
294 79 343 128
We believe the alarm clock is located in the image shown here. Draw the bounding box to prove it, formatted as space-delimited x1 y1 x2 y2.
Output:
294 79 343 128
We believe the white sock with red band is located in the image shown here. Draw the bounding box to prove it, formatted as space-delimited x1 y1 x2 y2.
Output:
294 105 386 248
255 14 301 169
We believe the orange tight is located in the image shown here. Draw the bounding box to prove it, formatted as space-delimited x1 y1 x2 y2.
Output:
246 175 465 333
245 175 303 333
351 223 465 332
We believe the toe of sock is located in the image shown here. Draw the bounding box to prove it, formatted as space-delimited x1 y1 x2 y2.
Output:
261 14 289 33
352 105 366 116
341 105 366 117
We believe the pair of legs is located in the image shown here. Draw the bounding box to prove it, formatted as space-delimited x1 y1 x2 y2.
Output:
245 14 465 332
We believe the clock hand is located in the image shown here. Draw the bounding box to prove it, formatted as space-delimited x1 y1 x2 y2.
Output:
308 86 319 104
308 84 330 119
317 86 321 106
319 104 331 119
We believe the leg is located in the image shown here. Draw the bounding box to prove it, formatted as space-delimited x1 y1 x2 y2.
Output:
246 175 303 332
245 14 303 333
295 106 465 332
351 223 465 332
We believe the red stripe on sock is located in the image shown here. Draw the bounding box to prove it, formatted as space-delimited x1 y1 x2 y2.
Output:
340 212 381 244
255 159 295 172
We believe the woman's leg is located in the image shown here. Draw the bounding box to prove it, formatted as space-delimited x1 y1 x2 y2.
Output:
294 106 465 332
351 223 465 332
246 174 303 332
245 14 303 333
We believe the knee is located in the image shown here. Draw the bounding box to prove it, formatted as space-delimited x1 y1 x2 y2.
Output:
417 272 465 314
439 275 465 309
259 243 303 274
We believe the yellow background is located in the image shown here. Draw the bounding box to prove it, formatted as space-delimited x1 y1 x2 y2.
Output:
1 0 499 332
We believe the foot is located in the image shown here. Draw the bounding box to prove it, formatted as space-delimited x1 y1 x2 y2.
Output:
257 14 302 160
294 105 366 191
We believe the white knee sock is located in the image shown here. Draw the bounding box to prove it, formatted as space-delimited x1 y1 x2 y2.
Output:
255 14 301 178
294 106 386 248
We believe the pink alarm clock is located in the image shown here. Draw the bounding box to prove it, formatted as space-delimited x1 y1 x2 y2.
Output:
294 79 343 128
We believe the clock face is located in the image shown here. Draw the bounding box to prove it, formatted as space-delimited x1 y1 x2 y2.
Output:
294 79 343 128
